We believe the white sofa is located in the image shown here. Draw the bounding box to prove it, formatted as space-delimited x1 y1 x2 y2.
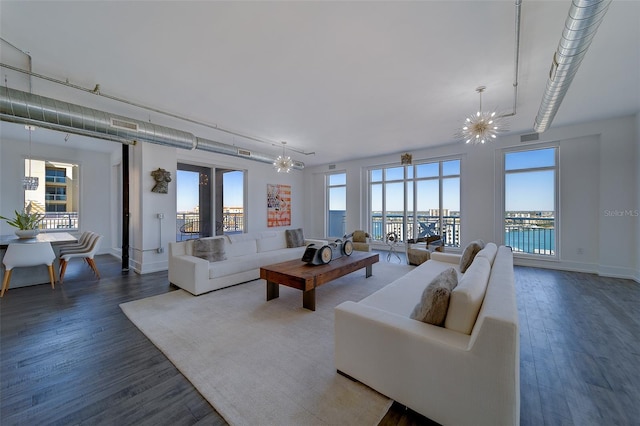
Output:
335 244 519 426
169 230 326 295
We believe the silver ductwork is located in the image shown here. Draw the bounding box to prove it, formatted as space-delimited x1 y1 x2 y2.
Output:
533 0 612 133
0 86 304 169
195 137 304 168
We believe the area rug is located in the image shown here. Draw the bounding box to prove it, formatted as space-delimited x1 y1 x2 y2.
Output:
120 261 413 426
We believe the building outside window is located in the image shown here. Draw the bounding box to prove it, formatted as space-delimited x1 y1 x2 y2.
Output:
369 159 461 247
24 160 79 230
504 146 557 256
326 172 346 238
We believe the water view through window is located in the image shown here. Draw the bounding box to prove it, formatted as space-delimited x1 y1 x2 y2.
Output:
504 147 557 256
369 160 461 247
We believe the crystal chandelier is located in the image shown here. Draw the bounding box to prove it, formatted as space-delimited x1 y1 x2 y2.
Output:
273 141 293 173
460 86 503 144
22 125 39 190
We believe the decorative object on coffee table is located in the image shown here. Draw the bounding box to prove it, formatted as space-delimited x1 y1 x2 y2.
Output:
302 239 353 265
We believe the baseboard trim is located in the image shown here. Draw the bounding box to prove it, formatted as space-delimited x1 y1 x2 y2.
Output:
514 258 639 283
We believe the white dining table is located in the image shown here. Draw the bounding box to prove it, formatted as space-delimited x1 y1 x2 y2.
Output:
0 232 77 289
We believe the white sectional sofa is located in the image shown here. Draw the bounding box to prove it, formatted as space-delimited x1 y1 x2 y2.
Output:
335 244 519 426
169 230 326 295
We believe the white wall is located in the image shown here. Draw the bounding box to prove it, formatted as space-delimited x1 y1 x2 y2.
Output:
303 115 639 281
127 141 306 274
636 113 640 282
0 138 113 251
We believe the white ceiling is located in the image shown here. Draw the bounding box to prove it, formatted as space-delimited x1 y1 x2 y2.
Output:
0 1 638 166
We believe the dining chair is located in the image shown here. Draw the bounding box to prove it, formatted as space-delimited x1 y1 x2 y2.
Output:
1 242 56 297
59 234 103 283
57 231 93 254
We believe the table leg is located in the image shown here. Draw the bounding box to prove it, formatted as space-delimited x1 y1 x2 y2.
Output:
302 288 316 311
366 264 373 278
266 280 279 301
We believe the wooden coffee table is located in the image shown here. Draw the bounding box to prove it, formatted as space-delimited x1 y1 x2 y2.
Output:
260 251 379 311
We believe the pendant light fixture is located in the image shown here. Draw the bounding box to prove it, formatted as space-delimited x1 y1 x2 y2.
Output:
273 141 293 173
460 86 504 144
22 125 39 190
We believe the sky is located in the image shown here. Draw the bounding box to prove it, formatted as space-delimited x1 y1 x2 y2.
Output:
177 147 554 214
336 148 555 214
176 170 244 212
505 148 555 211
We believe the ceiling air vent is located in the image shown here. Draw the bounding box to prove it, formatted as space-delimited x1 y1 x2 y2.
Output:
110 118 139 132
237 149 252 157
293 161 305 169
520 132 539 142
328 164 336 170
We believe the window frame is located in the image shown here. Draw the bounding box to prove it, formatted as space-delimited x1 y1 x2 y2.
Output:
325 171 347 239
367 156 461 247
502 144 559 259
24 158 80 232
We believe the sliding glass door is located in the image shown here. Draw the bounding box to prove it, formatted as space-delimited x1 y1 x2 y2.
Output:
176 163 212 241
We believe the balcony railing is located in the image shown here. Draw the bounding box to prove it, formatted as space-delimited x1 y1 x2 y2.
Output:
370 214 461 247
176 211 244 241
505 216 555 255
40 212 78 230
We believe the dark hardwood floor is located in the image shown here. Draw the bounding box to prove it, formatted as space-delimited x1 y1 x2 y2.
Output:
1 253 638 425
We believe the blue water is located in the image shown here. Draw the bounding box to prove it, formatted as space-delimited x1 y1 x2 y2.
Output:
505 229 555 254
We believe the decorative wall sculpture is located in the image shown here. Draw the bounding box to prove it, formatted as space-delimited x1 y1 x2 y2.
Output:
267 184 291 227
151 168 171 194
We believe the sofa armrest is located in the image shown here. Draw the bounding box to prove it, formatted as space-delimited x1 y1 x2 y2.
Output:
335 301 518 425
430 252 461 264
168 254 209 295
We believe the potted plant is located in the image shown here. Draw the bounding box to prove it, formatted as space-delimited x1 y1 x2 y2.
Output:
0 201 45 239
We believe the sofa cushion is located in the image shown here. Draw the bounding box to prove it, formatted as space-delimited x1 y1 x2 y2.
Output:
285 228 305 248
459 239 485 273
192 237 227 262
476 242 498 266
208 256 259 278
257 231 287 252
258 246 307 266
410 268 458 326
359 260 458 316
445 256 491 334
226 233 258 257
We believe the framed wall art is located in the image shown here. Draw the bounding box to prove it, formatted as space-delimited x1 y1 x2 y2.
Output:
267 184 291 227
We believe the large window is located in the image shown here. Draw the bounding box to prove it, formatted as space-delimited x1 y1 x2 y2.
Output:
327 172 346 238
24 159 79 230
504 147 557 256
369 159 461 247
176 164 245 241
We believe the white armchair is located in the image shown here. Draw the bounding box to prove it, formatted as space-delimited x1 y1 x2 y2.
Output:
2 242 56 297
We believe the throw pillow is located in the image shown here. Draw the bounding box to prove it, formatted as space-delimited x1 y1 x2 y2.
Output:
410 268 458 326
285 228 305 248
459 240 485 273
193 238 227 262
